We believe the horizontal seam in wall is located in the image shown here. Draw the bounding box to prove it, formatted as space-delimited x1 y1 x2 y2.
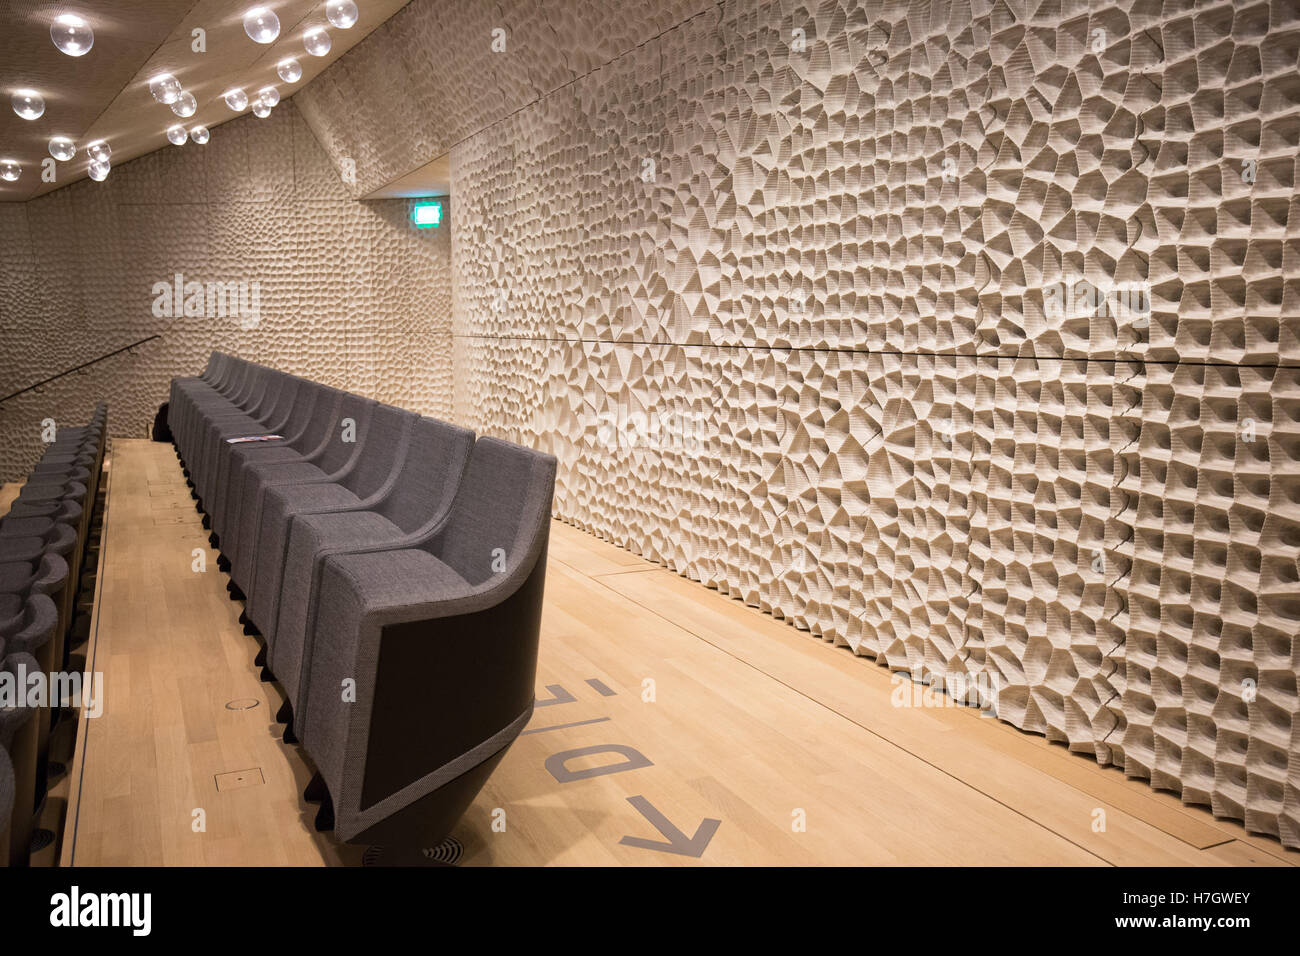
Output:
452 333 1298 371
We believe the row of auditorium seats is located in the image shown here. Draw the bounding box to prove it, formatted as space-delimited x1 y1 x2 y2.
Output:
0 404 108 867
169 353 556 847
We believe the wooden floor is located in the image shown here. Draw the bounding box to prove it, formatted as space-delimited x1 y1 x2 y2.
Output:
60 439 1299 866
0 481 21 518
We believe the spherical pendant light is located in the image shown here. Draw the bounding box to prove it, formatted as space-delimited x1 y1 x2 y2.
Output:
243 6 280 43
325 1 358 29
51 14 94 56
304 27 332 57
49 137 76 161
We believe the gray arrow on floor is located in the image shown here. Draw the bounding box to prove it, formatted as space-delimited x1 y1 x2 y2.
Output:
619 795 721 858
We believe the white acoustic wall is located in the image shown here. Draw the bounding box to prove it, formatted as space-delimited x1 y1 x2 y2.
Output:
419 0 1300 846
0 100 451 482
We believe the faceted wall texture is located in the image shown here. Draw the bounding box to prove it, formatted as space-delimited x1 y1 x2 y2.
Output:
0 99 452 482
297 0 1300 846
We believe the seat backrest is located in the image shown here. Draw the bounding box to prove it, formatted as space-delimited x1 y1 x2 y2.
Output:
373 417 474 535
341 404 417 499
424 437 556 588
267 378 323 440
0 750 13 844
287 386 343 454
311 393 376 473
247 370 290 421
214 354 242 391
200 352 221 382
264 374 310 429
228 363 262 406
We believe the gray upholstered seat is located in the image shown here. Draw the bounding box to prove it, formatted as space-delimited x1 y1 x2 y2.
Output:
194 372 297 508
218 392 372 570
240 405 418 627
210 384 341 542
0 745 13 869
296 436 556 845
181 363 270 470
0 649 40 868
202 377 322 515
0 523 77 566
265 417 474 710
13 479 85 505
0 553 67 598
0 595 59 819
0 501 83 539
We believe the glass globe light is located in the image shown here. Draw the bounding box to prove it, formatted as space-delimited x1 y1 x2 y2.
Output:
277 58 302 83
0 161 20 182
303 27 331 57
243 6 280 43
149 73 182 105
325 0 358 29
86 140 111 163
167 125 187 146
51 14 94 56
223 88 249 111
88 159 110 182
171 91 197 117
257 86 280 108
252 98 273 118
48 137 76 161
190 126 210 144
12 90 45 120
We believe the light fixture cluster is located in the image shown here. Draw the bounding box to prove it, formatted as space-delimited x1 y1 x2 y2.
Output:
3 11 101 185
230 1 359 124
147 70 207 150
3 3 362 188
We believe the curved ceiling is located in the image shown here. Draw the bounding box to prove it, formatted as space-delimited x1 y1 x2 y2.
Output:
0 0 412 202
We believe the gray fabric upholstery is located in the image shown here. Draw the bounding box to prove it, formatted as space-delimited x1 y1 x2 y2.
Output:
265 417 473 684
0 553 67 599
14 479 85 504
0 649 38 867
0 502 82 538
244 484 363 631
0 652 38 751
242 406 417 632
268 510 408 708
212 385 339 540
0 594 57 655
0 523 77 565
168 354 564 845
0 594 21 634
197 373 298 507
0 748 13 853
297 437 557 842
221 393 374 575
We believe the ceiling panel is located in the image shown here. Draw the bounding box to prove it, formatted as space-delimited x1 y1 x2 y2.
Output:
0 0 412 202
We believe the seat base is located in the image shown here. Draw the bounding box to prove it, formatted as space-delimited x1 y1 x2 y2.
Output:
347 745 510 849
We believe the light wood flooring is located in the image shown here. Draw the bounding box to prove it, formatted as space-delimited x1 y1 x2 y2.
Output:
58 439 1299 866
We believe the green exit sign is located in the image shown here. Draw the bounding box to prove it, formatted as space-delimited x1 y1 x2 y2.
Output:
412 200 443 228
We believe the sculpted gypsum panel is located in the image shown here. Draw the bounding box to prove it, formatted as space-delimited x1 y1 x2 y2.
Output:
0 100 451 483
443 0 1300 846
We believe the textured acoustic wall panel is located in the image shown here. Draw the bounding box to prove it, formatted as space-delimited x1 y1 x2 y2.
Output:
294 0 716 198
0 99 451 482
440 0 1300 845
